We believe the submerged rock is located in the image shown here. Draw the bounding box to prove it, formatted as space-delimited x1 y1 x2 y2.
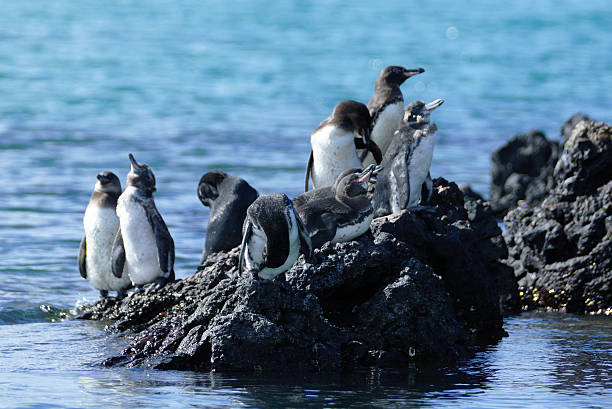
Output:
81 179 518 372
490 130 560 217
504 119 612 314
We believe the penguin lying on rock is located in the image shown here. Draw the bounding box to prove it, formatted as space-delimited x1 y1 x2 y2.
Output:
79 171 132 298
372 99 444 217
360 65 425 167
305 100 382 191
294 165 379 249
112 154 175 288
294 167 363 209
239 193 312 280
198 170 258 262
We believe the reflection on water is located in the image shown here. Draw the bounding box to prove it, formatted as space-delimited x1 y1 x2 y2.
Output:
1 312 609 408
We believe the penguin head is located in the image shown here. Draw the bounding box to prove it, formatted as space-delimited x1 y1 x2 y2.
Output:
336 165 377 200
197 170 227 207
95 171 122 195
380 66 425 86
333 168 363 189
402 99 444 124
332 100 372 141
126 153 156 193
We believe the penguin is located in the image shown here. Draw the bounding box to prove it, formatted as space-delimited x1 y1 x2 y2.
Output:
112 153 175 287
360 66 425 167
238 193 312 280
294 165 379 249
293 167 362 209
371 99 444 217
78 172 132 298
304 100 382 191
198 170 259 262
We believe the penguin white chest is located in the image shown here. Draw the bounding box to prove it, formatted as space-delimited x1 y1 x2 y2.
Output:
117 193 162 285
363 102 403 167
408 134 435 207
311 125 362 188
83 206 130 291
331 212 374 244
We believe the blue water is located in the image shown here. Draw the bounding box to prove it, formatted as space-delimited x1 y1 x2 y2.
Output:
1 0 611 407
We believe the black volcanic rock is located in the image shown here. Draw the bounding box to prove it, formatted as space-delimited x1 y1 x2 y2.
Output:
80 179 518 372
504 119 612 314
561 113 590 145
459 183 486 202
490 129 560 216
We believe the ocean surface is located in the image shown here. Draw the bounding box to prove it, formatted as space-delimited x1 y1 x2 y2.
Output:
0 0 611 407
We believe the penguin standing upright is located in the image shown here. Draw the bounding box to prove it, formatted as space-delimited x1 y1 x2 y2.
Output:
294 165 379 249
305 100 382 191
372 99 444 217
239 193 312 280
360 66 425 167
198 170 258 262
112 154 175 287
78 172 132 298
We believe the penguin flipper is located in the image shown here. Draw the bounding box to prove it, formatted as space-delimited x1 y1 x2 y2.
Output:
420 172 433 205
78 236 87 279
111 229 125 278
294 212 313 260
368 140 383 164
146 206 175 277
391 157 410 212
304 150 314 192
354 137 383 165
238 220 253 275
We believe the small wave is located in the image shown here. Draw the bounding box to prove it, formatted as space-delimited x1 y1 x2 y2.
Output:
0 304 73 325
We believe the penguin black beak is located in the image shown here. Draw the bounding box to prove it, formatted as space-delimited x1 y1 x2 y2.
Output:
128 153 140 170
403 67 425 78
425 99 444 111
357 165 376 183
96 173 110 184
197 183 218 207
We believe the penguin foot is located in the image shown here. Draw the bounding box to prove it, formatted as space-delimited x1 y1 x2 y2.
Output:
115 289 128 300
99 290 109 298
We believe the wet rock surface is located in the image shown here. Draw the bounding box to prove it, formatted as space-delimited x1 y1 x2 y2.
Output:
490 129 560 217
80 179 518 372
504 119 612 314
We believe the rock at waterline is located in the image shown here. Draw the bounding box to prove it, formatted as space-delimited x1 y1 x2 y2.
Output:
80 178 519 371
504 119 612 314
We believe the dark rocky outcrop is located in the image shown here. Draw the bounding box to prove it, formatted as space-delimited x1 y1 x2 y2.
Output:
504 119 612 314
80 179 518 372
561 113 590 145
459 183 485 202
490 130 560 216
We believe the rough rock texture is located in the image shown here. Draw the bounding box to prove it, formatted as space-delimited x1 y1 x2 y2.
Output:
504 119 612 314
561 113 590 145
459 183 485 202
490 129 560 216
80 179 518 372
